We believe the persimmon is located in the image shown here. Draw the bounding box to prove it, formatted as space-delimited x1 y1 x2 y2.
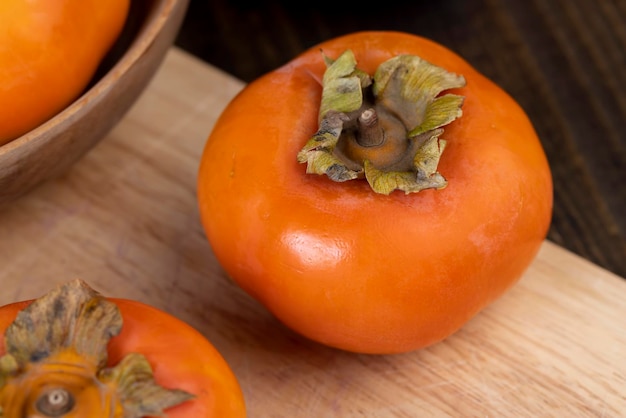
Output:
0 280 246 417
0 0 130 145
197 31 553 354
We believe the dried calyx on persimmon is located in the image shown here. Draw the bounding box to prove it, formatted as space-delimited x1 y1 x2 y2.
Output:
0 280 192 418
297 49 466 194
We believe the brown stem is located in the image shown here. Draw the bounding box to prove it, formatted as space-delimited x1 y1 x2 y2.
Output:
356 108 384 147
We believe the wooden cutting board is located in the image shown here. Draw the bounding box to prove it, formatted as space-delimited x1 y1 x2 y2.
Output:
1 48 625 417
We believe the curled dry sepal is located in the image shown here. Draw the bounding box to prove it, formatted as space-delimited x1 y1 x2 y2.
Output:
0 279 193 418
297 49 466 195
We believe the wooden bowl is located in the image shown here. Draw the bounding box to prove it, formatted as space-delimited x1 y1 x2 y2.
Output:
0 0 189 206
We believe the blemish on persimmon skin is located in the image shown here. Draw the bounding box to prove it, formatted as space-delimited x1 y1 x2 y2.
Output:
229 155 236 178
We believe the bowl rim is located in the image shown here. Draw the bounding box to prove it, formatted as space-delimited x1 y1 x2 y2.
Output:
0 0 181 156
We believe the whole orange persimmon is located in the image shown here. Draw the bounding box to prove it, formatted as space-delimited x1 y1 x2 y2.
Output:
197 31 553 354
0 0 129 145
0 280 246 417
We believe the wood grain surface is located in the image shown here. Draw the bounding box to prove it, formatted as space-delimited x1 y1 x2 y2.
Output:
174 0 626 279
1 48 625 417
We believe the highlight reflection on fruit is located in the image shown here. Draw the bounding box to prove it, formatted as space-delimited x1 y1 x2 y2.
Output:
0 280 192 417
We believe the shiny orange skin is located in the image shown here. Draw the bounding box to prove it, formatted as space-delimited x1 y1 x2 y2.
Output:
0 299 247 418
0 0 130 145
197 31 553 354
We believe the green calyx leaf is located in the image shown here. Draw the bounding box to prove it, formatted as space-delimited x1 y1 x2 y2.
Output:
364 134 448 195
99 353 195 417
319 49 368 119
297 111 358 182
296 50 372 182
0 356 18 390
297 49 466 194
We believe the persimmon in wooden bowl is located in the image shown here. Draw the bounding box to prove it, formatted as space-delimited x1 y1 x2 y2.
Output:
0 0 189 205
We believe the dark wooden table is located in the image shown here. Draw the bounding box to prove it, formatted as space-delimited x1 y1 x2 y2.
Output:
174 0 626 279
